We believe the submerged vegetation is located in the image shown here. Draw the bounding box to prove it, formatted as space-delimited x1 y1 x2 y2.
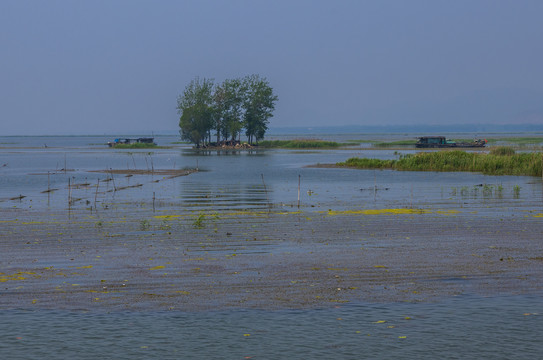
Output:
338 147 543 176
259 139 340 149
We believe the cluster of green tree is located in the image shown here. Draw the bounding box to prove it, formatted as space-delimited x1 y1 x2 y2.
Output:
177 75 278 147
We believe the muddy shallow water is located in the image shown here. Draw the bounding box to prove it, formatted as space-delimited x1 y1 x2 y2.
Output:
1 135 542 358
1 206 542 311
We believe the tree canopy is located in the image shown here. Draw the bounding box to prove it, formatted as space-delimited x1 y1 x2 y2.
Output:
177 75 278 147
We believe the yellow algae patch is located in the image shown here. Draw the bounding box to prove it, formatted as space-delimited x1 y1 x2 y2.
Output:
532 213 543 218
75 265 93 269
153 215 183 220
277 211 302 215
435 210 461 215
0 271 40 282
326 208 433 216
222 210 268 217
149 265 165 271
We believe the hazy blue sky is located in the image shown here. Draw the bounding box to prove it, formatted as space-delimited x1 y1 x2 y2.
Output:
2 0 542 135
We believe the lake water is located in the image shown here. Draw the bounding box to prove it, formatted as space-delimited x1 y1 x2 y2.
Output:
2 135 541 214
1 134 542 359
1 295 542 359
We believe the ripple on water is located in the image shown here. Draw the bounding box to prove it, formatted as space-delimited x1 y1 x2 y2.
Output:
1 294 541 359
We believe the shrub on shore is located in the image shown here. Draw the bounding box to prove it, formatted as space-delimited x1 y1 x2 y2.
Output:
339 150 543 176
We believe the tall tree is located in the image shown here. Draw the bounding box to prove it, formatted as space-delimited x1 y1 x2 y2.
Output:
177 77 214 148
243 75 278 144
218 78 245 143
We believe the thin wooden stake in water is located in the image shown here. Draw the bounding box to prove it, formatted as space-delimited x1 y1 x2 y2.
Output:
153 192 156 213
94 178 100 209
47 172 50 205
297 175 301 208
68 177 72 207
110 168 117 191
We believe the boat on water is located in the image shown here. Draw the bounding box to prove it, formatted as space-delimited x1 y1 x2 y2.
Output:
108 137 155 147
416 136 486 148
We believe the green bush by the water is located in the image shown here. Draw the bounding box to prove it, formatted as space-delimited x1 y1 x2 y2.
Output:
259 139 340 149
339 150 543 176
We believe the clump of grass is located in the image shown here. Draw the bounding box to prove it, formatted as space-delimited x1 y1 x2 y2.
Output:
259 139 340 149
139 219 151 231
489 146 515 156
338 150 543 176
513 185 521 198
193 213 205 228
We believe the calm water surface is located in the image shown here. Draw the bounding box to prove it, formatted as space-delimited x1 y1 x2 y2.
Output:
1 135 541 214
1 135 542 359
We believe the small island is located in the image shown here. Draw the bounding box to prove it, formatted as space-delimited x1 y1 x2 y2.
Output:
176 75 278 148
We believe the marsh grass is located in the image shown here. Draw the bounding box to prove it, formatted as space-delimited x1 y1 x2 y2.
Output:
339 150 543 176
372 140 417 148
259 139 340 149
490 146 516 156
450 184 511 199
112 143 158 149
487 137 543 146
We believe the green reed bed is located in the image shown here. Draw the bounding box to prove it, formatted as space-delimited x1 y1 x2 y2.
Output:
372 140 417 148
111 143 158 149
487 137 543 146
259 139 341 149
339 148 543 176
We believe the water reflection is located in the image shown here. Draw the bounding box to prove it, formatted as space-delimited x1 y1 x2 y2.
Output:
179 182 271 210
